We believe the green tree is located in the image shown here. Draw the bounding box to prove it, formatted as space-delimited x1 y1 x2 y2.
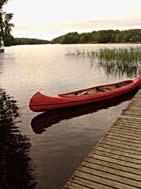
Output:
79 33 91 43
0 0 14 46
0 0 9 38
51 29 141 44
3 12 14 35
0 0 9 9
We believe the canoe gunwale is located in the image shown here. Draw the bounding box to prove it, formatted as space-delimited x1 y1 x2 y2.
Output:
29 77 141 112
58 80 133 97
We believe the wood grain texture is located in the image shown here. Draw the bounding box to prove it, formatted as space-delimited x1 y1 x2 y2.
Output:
64 90 141 189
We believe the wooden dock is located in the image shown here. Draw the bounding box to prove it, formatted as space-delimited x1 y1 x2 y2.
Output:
63 90 141 189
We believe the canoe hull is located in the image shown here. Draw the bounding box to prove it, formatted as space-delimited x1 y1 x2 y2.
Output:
29 77 141 112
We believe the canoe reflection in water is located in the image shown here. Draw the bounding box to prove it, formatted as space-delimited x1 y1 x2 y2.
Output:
31 89 138 134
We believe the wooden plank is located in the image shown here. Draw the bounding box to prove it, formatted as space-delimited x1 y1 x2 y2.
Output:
102 137 141 149
122 112 141 117
93 146 141 160
110 127 141 135
77 166 141 188
85 157 141 175
114 118 139 126
111 126 141 133
70 176 113 189
64 182 89 189
116 116 141 123
87 154 141 174
91 150 141 166
113 121 141 128
99 140 141 152
74 171 138 189
106 135 141 144
105 133 141 143
97 143 141 156
64 90 141 189
106 131 141 140
81 161 141 181
103 136 141 146
113 124 141 130
113 120 141 126
123 108 141 112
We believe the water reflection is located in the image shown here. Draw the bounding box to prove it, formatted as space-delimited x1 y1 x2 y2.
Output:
66 48 140 78
86 56 138 78
98 60 138 78
31 89 138 134
0 53 5 74
0 88 37 188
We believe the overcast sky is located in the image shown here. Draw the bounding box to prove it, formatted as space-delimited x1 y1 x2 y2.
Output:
4 0 141 40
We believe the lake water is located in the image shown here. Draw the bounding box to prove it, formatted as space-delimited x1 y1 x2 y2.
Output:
0 44 140 189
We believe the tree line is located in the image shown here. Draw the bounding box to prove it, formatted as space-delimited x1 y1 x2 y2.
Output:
51 29 141 44
0 0 14 46
5 37 49 46
3 29 141 46
0 1 141 46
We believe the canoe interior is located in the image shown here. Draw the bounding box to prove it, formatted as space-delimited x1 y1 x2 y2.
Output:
59 80 133 97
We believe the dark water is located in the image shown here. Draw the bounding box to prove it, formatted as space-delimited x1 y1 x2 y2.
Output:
0 44 140 189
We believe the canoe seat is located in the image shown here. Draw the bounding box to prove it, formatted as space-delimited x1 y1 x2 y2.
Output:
116 83 124 88
96 87 111 92
75 91 88 96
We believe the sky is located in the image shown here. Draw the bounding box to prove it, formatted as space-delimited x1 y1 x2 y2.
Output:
4 0 141 40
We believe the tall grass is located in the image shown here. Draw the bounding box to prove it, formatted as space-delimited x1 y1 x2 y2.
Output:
66 47 141 77
97 47 141 77
66 47 141 64
97 47 141 64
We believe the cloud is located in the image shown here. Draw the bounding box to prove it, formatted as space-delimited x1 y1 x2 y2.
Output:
15 19 141 31
12 19 141 39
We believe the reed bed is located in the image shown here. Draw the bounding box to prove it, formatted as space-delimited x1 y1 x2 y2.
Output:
97 47 141 64
66 47 141 63
66 47 141 77
66 49 96 57
97 48 141 77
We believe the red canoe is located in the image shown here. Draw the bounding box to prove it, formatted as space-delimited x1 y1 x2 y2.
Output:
29 77 141 112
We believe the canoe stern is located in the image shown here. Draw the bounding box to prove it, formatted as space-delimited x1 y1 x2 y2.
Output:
29 92 45 112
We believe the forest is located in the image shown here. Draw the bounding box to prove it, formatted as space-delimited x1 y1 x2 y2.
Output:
51 29 141 44
6 37 49 46
0 1 141 46
8 29 141 46
3 29 140 46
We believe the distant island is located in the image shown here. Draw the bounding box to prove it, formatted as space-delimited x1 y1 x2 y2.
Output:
50 29 141 44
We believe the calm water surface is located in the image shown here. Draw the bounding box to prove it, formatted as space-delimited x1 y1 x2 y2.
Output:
0 44 140 189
